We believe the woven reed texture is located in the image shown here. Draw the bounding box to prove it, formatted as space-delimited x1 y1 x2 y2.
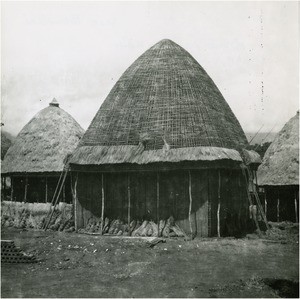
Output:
2 105 84 174
79 39 248 154
257 111 299 186
70 145 242 165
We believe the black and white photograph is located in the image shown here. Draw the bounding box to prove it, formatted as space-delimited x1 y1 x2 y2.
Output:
1 1 299 298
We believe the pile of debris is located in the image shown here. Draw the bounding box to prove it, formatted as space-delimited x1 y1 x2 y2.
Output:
79 216 186 237
265 221 299 243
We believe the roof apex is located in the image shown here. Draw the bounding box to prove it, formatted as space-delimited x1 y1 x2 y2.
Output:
49 98 59 107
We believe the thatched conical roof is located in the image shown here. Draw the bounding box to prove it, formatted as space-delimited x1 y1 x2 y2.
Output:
257 111 299 186
71 39 248 166
2 100 84 174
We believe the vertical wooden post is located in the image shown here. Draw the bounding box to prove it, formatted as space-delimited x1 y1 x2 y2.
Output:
127 174 131 227
157 172 160 236
101 173 105 235
217 170 221 238
188 170 193 236
63 184 66 203
2 176 6 199
74 173 78 231
277 190 280 222
71 172 79 231
24 176 28 203
264 192 267 217
10 177 14 202
294 191 298 223
254 171 258 193
45 177 48 203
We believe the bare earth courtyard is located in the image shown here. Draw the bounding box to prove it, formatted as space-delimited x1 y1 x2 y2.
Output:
1 227 298 298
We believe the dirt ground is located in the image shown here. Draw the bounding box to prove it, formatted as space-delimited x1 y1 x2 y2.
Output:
1 227 299 298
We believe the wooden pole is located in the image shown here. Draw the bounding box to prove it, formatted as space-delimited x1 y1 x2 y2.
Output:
73 173 78 231
2 176 6 199
24 176 28 203
45 177 48 203
294 191 298 223
241 166 261 235
10 177 14 202
44 168 69 230
101 173 105 235
217 170 221 238
63 184 66 203
264 192 267 217
157 172 160 236
254 171 258 192
188 170 193 236
277 190 280 222
127 174 131 227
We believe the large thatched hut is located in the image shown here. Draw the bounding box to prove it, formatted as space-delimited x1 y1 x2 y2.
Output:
257 111 299 222
70 39 259 237
1 99 84 203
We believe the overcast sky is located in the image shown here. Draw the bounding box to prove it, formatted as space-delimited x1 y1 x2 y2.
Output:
1 1 299 137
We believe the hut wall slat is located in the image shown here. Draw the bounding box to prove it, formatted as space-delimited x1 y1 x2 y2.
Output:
130 173 142 221
76 173 94 227
105 173 127 221
208 169 218 236
144 173 157 221
76 173 83 228
130 173 156 221
173 172 190 233
192 170 209 237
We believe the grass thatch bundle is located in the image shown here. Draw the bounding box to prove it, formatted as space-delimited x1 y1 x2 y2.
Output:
257 112 299 186
71 39 248 166
2 100 84 174
1 201 74 231
70 145 243 165
79 216 185 238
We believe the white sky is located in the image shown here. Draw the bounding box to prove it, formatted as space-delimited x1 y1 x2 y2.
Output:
1 1 299 136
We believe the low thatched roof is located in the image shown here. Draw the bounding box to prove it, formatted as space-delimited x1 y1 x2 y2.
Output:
241 149 262 167
70 145 242 166
2 100 84 174
71 39 248 166
257 111 299 186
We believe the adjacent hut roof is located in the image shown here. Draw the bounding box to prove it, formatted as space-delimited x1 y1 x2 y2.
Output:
2 99 84 174
257 111 299 186
71 39 248 166
1 130 13 160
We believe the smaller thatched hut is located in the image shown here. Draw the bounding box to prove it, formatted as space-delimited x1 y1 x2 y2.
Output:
1 99 84 203
257 111 299 222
